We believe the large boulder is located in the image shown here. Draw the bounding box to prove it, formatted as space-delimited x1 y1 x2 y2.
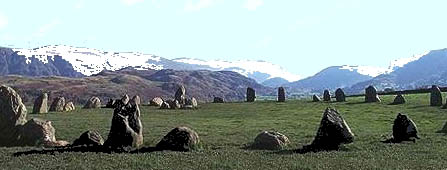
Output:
312 95 321 102
213 97 224 103
0 85 67 147
72 130 104 147
83 96 101 109
175 85 187 105
430 85 443 106
64 102 75 112
156 126 200 151
131 95 141 105
365 86 381 103
160 101 171 109
302 108 354 151
149 97 164 107
335 88 346 102
0 85 27 146
323 90 331 102
390 113 419 143
246 87 256 102
104 102 143 150
33 93 48 114
49 97 65 112
252 131 290 150
166 99 181 109
392 94 406 105
183 97 198 109
19 118 69 147
277 87 286 102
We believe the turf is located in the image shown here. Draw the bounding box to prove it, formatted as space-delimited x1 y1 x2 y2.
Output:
1 93 447 169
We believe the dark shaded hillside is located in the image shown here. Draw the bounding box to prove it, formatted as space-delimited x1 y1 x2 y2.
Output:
0 69 273 105
285 66 373 93
0 47 83 77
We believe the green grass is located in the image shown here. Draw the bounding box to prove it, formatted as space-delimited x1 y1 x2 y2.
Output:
2 93 447 169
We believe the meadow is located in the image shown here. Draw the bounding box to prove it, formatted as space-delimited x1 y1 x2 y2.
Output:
1 93 447 170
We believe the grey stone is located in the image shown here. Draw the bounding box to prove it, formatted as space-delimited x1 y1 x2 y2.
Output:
149 97 163 107
156 126 200 151
391 113 419 142
312 95 321 102
49 97 65 112
278 87 286 102
365 86 381 103
323 90 331 102
213 97 224 103
33 93 48 114
72 130 104 146
83 96 101 109
246 87 256 102
392 94 406 105
430 85 442 106
252 131 290 150
335 88 346 102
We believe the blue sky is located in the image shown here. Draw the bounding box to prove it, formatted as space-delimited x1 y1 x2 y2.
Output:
0 0 447 77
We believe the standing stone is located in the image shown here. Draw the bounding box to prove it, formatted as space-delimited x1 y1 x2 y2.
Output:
277 87 286 102
72 130 104 146
166 99 181 109
365 86 381 103
335 88 346 102
104 102 143 150
323 90 331 102
64 102 75 112
312 95 321 102
246 87 256 102
302 108 354 152
33 93 48 114
430 85 443 106
121 94 130 105
213 97 224 103
156 126 200 151
252 131 290 150
390 113 419 142
131 95 141 105
0 85 67 147
83 96 101 109
0 85 27 146
392 94 406 105
175 85 187 105
149 97 164 107
49 97 65 112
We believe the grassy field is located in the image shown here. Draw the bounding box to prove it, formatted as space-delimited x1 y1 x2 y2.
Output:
1 93 447 169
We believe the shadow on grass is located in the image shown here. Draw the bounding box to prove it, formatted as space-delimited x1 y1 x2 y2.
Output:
345 101 367 105
13 146 161 156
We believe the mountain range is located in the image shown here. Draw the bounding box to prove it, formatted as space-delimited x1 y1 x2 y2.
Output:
1 44 447 99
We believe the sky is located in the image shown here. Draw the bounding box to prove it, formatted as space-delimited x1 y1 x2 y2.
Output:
1 0 447 78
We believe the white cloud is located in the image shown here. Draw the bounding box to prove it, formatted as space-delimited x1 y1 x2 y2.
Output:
35 19 61 37
121 0 144 6
184 0 215 11
0 13 8 30
244 0 263 11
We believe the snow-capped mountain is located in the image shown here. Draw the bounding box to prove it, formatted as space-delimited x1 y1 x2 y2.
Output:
2 45 300 83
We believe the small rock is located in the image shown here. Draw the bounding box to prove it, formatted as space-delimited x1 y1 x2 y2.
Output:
72 130 104 146
252 131 289 150
156 126 200 151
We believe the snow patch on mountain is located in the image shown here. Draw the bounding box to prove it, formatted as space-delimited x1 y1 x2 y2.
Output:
339 65 389 77
13 45 162 76
388 51 429 70
172 58 301 82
